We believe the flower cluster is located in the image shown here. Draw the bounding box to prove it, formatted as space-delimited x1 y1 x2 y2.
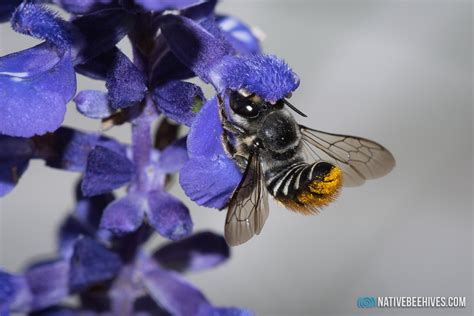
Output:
0 0 300 314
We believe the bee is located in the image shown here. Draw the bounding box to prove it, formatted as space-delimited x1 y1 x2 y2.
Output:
219 90 395 246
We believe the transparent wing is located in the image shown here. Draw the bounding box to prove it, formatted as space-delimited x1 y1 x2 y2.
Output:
299 126 395 187
225 151 269 246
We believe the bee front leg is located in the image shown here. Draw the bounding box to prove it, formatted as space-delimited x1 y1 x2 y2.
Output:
220 131 248 170
232 154 248 171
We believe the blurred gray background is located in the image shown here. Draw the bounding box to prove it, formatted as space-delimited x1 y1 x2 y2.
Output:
0 1 472 315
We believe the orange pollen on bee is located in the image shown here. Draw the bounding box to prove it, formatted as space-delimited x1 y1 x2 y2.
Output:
278 166 343 215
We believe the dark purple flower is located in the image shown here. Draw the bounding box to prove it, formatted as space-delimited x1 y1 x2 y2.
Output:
0 0 21 23
25 260 70 311
161 14 298 102
100 190 193 241
153 80 205 126
106 50 147 110
160 14 231 83
69 237 122 291
81 146 135 196
35 127 126 172
154 231 230 272
0 136 34 197
72 9 135 66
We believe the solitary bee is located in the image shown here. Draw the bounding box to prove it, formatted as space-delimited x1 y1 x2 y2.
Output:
220 90 395 246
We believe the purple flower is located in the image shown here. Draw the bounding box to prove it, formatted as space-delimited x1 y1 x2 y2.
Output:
0 1 281 314
0 4 76 137
180 97 242 208
161 13 301 207
106 50 148 110
152 80 205 127
2 193 252 315
161 14 298 102
81 146 135 196
0 127 126 197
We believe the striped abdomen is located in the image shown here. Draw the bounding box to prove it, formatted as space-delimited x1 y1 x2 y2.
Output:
265 161 343 214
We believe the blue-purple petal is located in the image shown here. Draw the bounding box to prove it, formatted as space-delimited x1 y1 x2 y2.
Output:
69 237 122 291
212 54 299 103
106 50 147 110
0 44 76 137
146 191 193 241
217 15 261 55
158 137 189 173
180 156 240 209
81 146 134 196
11 3 71 51
152 81 205 126
55 0 115 15
1 4 75 136
25 260 69 311
143 269 209 316
160 14 230 83
74 90 113 119
0 271 14 308
180 98 241 209
100 193 146 234
153 231 229 273
136 0 206 12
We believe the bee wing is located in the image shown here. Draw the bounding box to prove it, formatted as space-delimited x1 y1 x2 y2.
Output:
225 151 269 246
299 126 395 187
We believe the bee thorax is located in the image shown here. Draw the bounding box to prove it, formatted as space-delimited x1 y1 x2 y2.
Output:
257 110 299 153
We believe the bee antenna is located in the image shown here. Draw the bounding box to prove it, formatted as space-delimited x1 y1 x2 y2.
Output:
283 99 307 117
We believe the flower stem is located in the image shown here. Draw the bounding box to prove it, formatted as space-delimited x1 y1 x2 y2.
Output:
131 97 155 192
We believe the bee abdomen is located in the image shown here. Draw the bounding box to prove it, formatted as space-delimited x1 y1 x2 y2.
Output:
267 162 343 214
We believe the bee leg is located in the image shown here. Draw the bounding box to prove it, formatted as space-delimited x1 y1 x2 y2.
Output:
221 130 236 157
233 154 248 171
221 120 246 135
221 130 248 172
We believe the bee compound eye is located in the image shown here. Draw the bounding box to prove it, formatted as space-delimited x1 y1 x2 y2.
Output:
230 91 260 118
